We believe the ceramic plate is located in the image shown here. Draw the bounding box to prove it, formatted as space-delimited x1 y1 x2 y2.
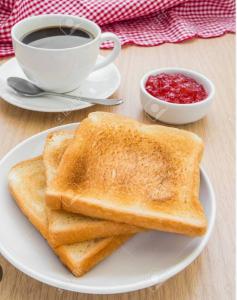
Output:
0 123 215 294
0 57 120 112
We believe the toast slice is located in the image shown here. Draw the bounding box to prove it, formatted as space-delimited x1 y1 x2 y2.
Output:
43 131 140 246
8 157 132 277
46 112 207 236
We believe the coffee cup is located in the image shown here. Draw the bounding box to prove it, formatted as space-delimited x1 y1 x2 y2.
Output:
11 14 121 92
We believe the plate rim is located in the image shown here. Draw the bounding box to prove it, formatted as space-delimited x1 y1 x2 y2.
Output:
0 123 216 294
0 58 121 113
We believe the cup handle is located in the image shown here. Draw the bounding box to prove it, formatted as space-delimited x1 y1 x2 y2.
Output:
93 32 121 71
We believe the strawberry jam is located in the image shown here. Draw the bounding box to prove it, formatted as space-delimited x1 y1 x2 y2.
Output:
145 73 207 104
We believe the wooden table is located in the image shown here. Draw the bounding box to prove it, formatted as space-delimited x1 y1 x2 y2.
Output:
0 34 235 300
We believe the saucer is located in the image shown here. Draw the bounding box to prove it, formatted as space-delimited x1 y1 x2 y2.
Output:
0 57 121 112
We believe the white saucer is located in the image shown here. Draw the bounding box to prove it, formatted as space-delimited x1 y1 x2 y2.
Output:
0 57 120 112
0 123 215 294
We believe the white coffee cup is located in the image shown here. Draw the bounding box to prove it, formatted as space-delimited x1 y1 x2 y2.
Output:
11 14 121 92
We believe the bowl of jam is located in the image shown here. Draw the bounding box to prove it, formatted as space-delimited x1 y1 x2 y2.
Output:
140 68 215 124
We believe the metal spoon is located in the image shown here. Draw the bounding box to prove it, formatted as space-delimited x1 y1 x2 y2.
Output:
7 77 123 106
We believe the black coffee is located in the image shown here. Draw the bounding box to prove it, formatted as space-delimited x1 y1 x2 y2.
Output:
21 26 94 49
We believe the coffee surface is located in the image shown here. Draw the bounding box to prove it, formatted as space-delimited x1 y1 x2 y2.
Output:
21 26 94 49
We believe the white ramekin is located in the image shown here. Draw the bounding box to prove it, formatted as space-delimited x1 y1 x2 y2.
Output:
140 68 215 125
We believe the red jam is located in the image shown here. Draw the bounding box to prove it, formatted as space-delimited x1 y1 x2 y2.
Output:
145 73 208 104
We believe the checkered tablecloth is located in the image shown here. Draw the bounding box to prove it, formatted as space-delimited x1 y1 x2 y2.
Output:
0 0 235 57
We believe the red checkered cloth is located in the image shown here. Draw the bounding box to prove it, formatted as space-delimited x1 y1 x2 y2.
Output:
0 0 235 57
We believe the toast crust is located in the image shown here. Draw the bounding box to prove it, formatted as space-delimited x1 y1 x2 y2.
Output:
48 208 139 247
46 112 207 236
44 130 74 209
47 191 206 236
54 235 132 277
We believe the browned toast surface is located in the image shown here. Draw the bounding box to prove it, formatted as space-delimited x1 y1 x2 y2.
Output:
47 112 207 236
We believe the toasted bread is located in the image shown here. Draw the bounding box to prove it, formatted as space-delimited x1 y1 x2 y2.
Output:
43 130 75 185
8 157 132 277
43 131 140 246
46 112 207 236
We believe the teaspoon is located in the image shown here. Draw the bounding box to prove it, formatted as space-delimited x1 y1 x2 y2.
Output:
7 77 123 106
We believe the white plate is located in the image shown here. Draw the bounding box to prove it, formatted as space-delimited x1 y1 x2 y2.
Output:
0 123 215 294
0 57 120 112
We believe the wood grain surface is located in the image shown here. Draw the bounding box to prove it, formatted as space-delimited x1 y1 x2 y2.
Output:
0 34 235 300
